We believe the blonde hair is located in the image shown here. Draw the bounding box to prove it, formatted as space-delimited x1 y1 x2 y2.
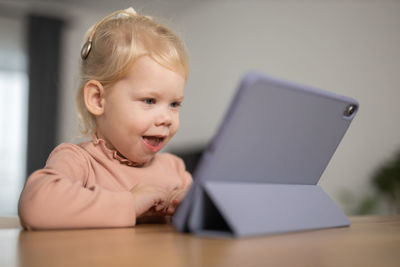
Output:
76 8 189 135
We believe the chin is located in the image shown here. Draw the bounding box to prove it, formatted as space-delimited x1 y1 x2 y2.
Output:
135 154 156 166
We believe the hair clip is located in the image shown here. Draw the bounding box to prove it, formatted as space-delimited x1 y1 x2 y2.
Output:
81 40 92 60
124 7 137 15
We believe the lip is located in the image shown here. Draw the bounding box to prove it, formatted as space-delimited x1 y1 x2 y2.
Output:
142 136 166 152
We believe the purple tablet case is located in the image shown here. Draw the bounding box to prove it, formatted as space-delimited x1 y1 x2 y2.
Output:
173 72 358 237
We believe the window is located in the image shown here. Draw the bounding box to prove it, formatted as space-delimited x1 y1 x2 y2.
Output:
0 71 28 215
0 16 28 215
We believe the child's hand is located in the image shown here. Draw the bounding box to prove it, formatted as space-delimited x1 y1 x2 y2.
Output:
164 188 189 215
130 184 169 217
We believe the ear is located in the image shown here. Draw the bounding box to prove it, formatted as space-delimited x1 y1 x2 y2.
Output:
83 80 105 116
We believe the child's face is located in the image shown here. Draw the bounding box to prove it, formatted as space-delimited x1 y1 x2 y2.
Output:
97 56 185 165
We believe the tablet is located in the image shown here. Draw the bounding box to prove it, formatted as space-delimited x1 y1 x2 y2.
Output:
173 71 358 233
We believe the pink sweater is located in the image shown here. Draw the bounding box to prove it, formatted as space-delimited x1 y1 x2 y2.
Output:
18 137 192 230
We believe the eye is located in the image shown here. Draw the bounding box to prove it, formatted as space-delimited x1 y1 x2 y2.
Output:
143 98 156 105
170 101 182 108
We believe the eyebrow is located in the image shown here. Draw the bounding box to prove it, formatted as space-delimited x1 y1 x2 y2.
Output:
134 89 184 101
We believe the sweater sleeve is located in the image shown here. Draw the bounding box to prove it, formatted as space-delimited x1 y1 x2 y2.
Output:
18 144 136 230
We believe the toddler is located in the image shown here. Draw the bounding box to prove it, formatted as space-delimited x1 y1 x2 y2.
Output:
18 8 192 230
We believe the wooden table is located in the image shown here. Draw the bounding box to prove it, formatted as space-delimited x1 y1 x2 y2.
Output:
1 215 399 267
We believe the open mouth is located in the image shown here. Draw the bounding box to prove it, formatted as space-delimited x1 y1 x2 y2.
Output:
142 136 166 152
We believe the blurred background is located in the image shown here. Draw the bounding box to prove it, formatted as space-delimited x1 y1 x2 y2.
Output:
0 0 399 216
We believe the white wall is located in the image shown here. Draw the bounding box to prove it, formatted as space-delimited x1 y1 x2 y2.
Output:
45 0 400 214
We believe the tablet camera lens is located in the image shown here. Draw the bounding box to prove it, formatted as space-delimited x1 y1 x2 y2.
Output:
344 104 357 117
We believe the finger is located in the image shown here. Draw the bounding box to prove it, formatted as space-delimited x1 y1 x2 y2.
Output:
172 197 181 206
166 206 175 215
155 204 164 212
173 190 187 204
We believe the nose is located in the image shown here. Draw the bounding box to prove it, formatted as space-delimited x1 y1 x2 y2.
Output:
154 109 172 127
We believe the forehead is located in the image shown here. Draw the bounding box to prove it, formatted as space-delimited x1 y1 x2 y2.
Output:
131 56 185 79
120 56 185 95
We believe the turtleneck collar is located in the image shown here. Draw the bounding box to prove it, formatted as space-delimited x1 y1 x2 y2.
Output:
91 135 144 167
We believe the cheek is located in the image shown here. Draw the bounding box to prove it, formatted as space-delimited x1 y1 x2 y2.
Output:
127 116 152 133
171 114 180 134
123 108 152 129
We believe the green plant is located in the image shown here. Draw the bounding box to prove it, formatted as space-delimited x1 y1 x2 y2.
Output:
371 150 400 214
352 149 400 215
